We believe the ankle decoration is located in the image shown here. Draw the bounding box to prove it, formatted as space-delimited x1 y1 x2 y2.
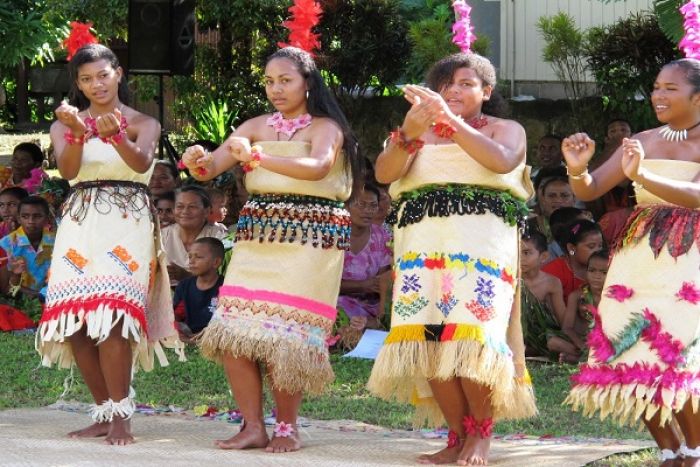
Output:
89 400 113 423
111 396 136 420
680 443 700 458
447 430 462 448
273 421 295 438
659 448 678 461
462 415 494 438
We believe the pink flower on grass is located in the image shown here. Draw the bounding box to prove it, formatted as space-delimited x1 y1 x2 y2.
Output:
605 284 634 303
273 421 295 437
677 282 700 305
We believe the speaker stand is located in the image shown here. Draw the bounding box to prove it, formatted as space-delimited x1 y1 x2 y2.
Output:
154 73 179 165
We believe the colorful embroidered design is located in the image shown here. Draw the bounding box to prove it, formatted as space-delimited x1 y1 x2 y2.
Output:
394 292 429 318
387 184 529 230
108 245 139 275
401 274 421 293
63 248 88 274
396 251 515 286
474 277 495 307
605 284 634 302
677 282 700 305
466 299 495 322
436 272 458 317
235 194 351 250
641 308 685 366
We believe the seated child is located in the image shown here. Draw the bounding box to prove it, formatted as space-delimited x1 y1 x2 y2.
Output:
173 237 224 342
520 231 569 361
0 187 29 239
155 191 176 229
546 206 589 264
0 196 54 299
560 249 610 362
206 187 228 230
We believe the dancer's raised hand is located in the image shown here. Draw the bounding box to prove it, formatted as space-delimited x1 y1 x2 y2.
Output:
181 144 212 171
621 138 645 181
401 84 447 140
561 133 595 172
94 107 123 139
225 136 252 162
55 100 87 135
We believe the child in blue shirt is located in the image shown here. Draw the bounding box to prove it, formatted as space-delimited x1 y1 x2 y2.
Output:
173 237 224 342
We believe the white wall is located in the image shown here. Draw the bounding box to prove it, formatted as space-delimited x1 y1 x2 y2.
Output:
500 0 655 83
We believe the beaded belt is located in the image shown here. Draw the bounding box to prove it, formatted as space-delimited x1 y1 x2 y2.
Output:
64 179 153 223
235 193 351 250
387 184 529 231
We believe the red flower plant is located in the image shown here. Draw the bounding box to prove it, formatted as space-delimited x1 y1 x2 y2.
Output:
63 21 99 60
277 0 323 55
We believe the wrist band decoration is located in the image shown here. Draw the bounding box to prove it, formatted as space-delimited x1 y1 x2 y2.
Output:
273 421 294 438
432 122 457 139
462 415 494 438
177 153 210 176
389 129 424 155
566 165 589 180
242 145 263 173
64 130 87 146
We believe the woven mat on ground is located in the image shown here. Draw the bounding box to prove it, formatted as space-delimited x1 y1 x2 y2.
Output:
0 408 652 466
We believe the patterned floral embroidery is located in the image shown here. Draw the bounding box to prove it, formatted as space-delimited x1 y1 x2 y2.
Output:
108 245 140 275
436 272 458 317
474 277 495 307
63 248 88 274
401 274 421 293
677 282 700 305
605 284 634 302
396 251 515 285
466 299 495 322
394 292 429 318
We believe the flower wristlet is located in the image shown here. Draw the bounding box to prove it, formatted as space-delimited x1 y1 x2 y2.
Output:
389 128 424 155
64 130 87 146
242 145 263 173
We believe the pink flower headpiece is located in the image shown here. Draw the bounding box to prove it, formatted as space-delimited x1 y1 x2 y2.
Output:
277 0 323 56
452 1 476 54
680 1 700 60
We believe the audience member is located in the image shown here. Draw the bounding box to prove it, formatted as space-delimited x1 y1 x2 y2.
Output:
546 207 591 263
520 231 568 361
0 196 54 298
530 175 576 242
173 237 224 343
155 191 176 229
372 183 391 227
206 187 228 228
542 219 603 304
337 184 392 342
531 134 564 179
1 143 46 193
161 185 226 284
0 187 29 239
149 160 180 198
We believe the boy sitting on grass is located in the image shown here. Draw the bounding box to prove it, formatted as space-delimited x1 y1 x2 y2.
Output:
0 196 54 300
173 237 224 343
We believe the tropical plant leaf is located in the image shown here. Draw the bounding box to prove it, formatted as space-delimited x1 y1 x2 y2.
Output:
653 0 685 44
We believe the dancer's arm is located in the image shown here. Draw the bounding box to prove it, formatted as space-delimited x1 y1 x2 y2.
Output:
108 110 160 174
621 138 700 208
52 102 87 180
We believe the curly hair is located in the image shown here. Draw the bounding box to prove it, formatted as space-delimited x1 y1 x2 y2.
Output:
425 53 507 117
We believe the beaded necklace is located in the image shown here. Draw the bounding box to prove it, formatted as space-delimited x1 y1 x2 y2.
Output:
266 112 312 139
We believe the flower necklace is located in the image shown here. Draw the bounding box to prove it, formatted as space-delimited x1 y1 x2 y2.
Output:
659 120 700 142
266 112 312 139
432 114 488 139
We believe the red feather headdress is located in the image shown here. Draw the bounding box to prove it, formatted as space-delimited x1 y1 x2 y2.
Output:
63 21 99 60
277 0 323 56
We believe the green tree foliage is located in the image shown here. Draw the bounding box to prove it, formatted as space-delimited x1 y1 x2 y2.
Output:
319 0 410 96
0 0 65 73
586 13 679 130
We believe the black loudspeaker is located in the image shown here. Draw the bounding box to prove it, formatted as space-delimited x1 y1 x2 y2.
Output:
128 0 195 75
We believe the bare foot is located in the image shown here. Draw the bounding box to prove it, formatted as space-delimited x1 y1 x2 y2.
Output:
215 422 268 450
417 445 462 464
265 428 302 453
104 417 134 446
457 436 491 466
67 421 111 438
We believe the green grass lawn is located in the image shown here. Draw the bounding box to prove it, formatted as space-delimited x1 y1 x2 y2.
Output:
0 332 651 441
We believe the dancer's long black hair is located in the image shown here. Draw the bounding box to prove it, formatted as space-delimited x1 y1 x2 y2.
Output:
67 44 130 111
267 47 363 183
